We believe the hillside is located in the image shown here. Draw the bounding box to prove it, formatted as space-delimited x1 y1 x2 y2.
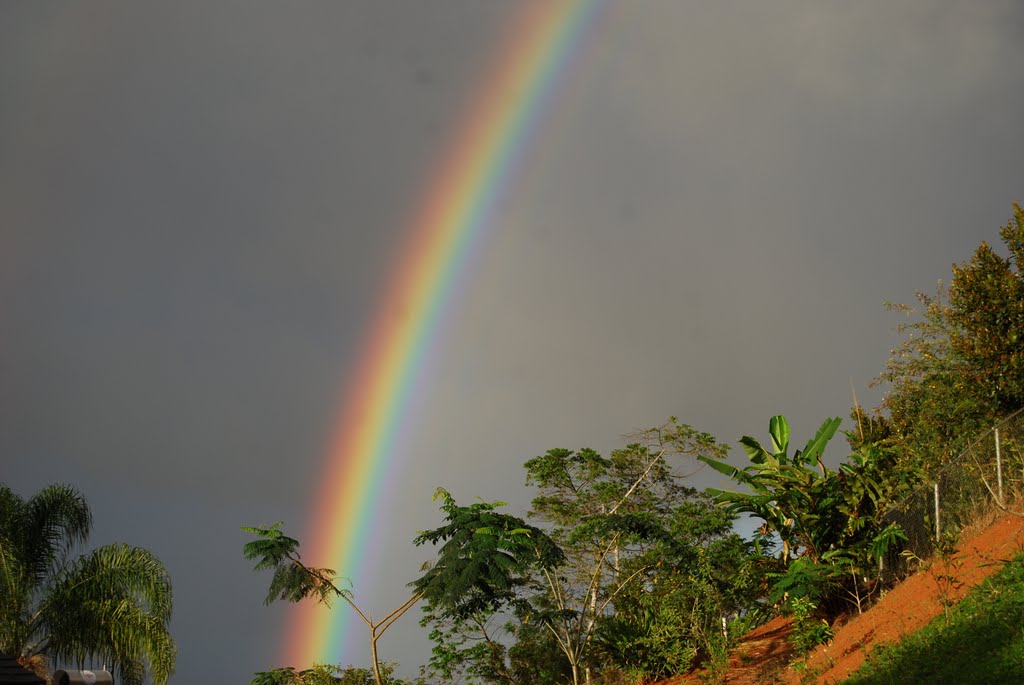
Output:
663 510 1024 684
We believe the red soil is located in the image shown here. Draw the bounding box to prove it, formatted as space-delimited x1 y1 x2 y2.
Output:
660 511 1024 684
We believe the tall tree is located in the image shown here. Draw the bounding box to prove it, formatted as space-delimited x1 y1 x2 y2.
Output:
877 202 1024 469
0 483 175 685
411 488 565 685
410 488 564 618
522 418 729 685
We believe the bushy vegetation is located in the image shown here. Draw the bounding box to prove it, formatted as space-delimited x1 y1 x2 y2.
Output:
244 202 1024 684
250 662 418 685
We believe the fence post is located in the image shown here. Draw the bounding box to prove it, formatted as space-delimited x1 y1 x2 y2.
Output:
995 427 1003 505
934 482 941 543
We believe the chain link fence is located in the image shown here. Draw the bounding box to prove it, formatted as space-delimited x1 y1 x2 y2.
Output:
879 407 1024 580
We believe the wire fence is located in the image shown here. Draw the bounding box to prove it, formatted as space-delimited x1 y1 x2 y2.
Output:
879 407 1024 580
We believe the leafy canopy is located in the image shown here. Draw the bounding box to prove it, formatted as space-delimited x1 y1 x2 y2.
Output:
877 202 1024 469
241 521 343 606
411 488 564 619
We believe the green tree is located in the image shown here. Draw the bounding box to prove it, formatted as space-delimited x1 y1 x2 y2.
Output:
0 483 175 685
877 202 1024 470
595 497 756 680
413 420 728 685
411 488 565 685
411 488 564 618
245 489 561 685
521 418 729 685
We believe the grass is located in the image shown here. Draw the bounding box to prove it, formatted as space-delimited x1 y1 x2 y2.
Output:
844 551 1024 684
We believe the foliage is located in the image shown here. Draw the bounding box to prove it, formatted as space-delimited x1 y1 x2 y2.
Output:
837 442 921 544
767 557 844 606
521 418 731 685
241 521 343 606
594 538 753 682
593 605 698 682
602 499 762 679
700 416 845 563
417 610 515 685
947 205 1024 413
250 662 406 685
846 552 1024 684
247 491 559 685
411 488 564 620
413 419 740 685
504 618 576 685
700 417 909 616
0 483 175 685
788 597 833 655
243 521 419 685
876 202 1024 471
412 488 565 685
418 609 573 685
251 665 336 685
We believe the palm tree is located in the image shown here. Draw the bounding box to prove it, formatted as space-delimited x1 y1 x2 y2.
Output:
0 483 175 684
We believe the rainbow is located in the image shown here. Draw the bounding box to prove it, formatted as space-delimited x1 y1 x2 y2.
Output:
284 0 607 667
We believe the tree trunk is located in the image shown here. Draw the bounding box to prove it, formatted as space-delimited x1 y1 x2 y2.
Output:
370 632 383 685
585 587 596 685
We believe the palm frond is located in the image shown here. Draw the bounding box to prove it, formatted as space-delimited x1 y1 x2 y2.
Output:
33 543 175 685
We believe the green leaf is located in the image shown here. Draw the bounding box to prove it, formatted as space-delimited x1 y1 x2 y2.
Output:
738 436 772 465
798 417 842 465
697 455 740 480
769 415 790 456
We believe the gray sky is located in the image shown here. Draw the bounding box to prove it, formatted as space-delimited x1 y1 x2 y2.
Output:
2 2 1023 681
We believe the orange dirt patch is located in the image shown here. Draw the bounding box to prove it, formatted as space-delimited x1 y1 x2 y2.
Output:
660 511 1024 685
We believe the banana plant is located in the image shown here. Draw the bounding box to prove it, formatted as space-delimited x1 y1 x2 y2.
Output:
699 416 843 563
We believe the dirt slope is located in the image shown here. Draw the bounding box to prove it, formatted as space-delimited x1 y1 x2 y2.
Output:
662 511 1024 684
